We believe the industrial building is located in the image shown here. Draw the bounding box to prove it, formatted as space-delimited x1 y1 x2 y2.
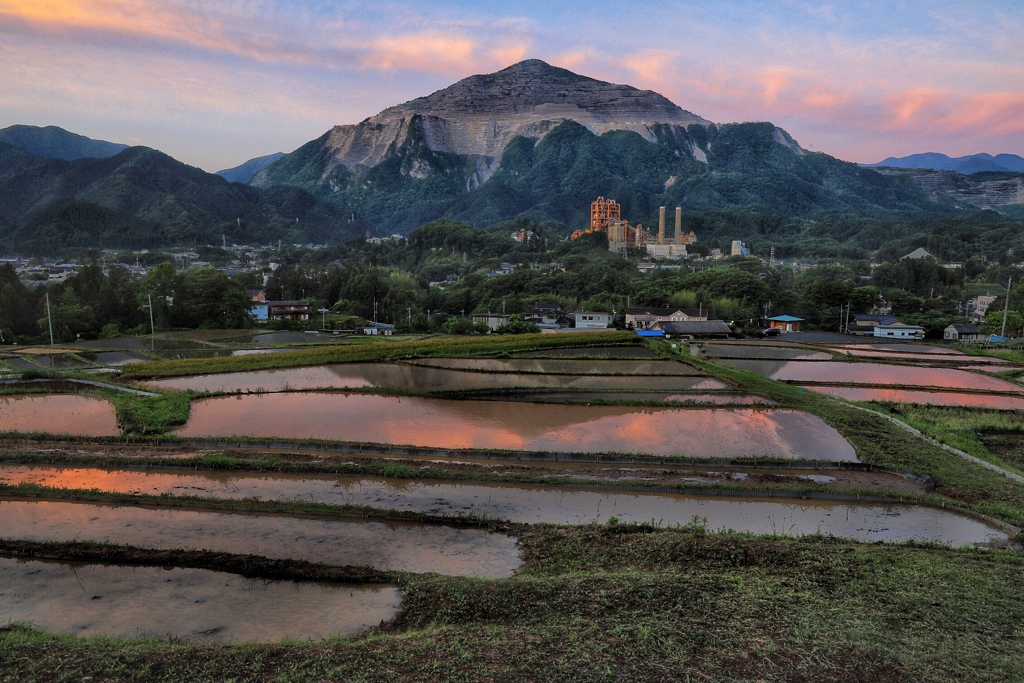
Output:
572 198 697 257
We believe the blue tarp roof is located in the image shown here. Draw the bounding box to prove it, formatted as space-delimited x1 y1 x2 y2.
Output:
635 330 665 337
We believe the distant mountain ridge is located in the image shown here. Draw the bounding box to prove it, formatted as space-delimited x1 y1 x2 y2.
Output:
867 152 1024 174
0 124 128 160
217 152 285 183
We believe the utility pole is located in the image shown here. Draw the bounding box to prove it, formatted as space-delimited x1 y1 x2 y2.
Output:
143 293 156 351
45 292 54 346
373 298 378 325
407 307 411 328
1000 277 1013 340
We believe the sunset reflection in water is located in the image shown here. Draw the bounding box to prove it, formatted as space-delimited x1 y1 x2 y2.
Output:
177 393 857 461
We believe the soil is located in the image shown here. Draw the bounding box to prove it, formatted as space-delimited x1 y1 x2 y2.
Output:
0 442 927 494
0 539 392 584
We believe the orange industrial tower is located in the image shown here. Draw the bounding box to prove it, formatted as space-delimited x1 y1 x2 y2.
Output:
572 197 651 250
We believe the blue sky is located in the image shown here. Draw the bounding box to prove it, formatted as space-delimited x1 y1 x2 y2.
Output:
1 0 1020 170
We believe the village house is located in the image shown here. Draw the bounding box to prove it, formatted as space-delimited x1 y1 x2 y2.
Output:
944 323 980 341
573 311 614 329
624 307 706 329
472 313 510 332
846 313 898 336
874 322 925 339
656 320 733 338
766 315 804 333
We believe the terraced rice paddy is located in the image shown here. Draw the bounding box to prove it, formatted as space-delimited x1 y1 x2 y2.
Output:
0 465 1007 546
144 362 726 393
719 359 1023 393
0 395 119 436
177 392 858 461
0 499 521 577
0 557 400 642
807 386 1024 410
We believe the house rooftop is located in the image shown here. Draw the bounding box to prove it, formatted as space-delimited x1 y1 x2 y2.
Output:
767 315 804 322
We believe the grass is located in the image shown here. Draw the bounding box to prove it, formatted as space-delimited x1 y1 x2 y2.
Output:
120 332 642 379
2 528 1024 681
652 341 1024 528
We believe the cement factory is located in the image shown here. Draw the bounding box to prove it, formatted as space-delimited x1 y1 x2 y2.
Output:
572 197 696 258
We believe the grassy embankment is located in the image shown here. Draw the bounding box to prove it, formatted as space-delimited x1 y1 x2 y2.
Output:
655 342 1024 528
3 337 1024 680
1 528 1023 682
118 331 642 379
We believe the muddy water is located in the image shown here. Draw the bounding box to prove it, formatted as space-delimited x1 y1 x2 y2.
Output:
146 363 723 393
829 343 958 355
703 344 832 361
0 500 520 578
720 359 1023 393
0 466 1003 545
405 358 703 375
828 348 1008 364
177 393 857 461
513 346 657 359
0 557 400 642
0 395 119 436
804 386 1024 410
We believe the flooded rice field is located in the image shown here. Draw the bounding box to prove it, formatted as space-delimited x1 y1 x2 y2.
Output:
0 557 400 642
0 395 119 436
0 499 521 577
145 363 724 393
0 465 1003 545
703 344 832 361
829 343 958 355
512 346 657 358
404 357 703 375
471 391 773 405
827 347 1009 364
806 386 1024 410
719 359 1023 393
177 393 857 461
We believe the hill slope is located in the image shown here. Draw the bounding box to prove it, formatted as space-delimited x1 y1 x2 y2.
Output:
0 125 128 160
253 60 950 234
0 143 371 250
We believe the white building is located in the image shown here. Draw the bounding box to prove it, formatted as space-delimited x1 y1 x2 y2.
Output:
574 311 613 329
873 322 925 339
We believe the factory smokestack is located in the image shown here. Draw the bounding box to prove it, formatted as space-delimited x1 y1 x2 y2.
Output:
658 207 666 245
674 207 682 243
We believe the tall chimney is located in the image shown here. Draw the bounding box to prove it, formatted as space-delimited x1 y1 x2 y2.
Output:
674 207 682 243
658 207 666 245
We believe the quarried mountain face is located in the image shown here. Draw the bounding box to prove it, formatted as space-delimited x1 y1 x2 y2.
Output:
254 60 713 191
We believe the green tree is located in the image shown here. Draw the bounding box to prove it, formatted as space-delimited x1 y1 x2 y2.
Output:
170 268 253 329
496 313 539 334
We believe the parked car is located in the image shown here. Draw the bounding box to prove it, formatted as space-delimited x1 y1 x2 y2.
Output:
759 327 781 337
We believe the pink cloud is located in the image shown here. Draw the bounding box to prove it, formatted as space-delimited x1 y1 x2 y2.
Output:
622 49 679 83
365 32 478 73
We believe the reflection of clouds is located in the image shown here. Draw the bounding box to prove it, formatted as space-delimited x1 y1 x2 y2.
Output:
0 396 118 436
807 386 1024 411
180 394 856 461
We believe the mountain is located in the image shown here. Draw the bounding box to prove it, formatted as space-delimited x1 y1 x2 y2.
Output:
871 167 1024 209
0 142 372 251
867 152 1024 174
217 152 285 183
0 124 128 160
254 59 948 234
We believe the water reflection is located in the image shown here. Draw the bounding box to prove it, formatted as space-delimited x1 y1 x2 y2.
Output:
0 395 119 436
0 557 401 642
805 386 1024 410
0 499 521 577
177 393 857 461
146 362 720 393
719 359 1023 393
0 467 1005 546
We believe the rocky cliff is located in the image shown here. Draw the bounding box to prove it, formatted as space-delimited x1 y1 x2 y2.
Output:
874 168 1024 208
254 60 714 190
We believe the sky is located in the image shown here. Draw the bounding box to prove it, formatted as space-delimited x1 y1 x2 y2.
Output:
1 0 1021 172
